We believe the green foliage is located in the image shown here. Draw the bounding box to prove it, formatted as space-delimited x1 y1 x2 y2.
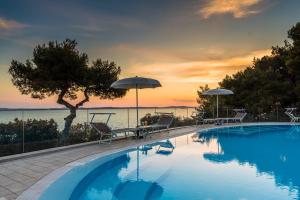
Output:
0 118 59 145
68 123 89 144
197 22 300 118
0 119 101 156
196 85 215 118
67 123 102 144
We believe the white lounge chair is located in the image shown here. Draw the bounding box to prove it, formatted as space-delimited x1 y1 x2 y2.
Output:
284 108 300 122
202 112 218 124
149 112 174 130
218 109 247 123
138 112 175 138
191 111 205 125
203 118 217 124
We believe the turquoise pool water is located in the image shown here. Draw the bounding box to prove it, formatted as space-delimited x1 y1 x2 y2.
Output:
39 125 300 200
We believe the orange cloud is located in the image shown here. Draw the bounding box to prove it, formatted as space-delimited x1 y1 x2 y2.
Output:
106 48 270 106
199 0 263 19
126 49 270 84
0 17 28 31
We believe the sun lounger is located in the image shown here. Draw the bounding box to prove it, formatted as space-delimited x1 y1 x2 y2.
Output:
191 111 205 125
218 109 247 123
284 108 300 122
150 112 174 130
89 112 136 143
203 118 217 124
138 112 175 138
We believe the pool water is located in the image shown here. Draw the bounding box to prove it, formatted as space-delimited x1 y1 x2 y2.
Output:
39 125 300 200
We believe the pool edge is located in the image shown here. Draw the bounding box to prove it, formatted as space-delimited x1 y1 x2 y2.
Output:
16 122 298 200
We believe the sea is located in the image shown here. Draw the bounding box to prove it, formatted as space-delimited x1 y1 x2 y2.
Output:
0 107 196 130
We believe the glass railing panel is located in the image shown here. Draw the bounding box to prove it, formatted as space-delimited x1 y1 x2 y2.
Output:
0 110 23 157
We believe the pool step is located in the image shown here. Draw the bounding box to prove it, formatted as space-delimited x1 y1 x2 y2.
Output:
114 180 163 200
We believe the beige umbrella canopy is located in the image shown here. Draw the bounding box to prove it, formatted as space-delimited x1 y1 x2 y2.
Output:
111 76 162 127
202 88 234 118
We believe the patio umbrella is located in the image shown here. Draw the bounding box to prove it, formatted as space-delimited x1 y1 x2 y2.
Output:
111 76 161 127
202 88 233 118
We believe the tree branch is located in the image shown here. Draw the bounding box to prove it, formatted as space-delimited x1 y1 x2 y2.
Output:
76 88 89 108
57 89 75 110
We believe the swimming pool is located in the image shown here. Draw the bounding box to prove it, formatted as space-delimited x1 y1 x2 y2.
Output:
31 124 300 199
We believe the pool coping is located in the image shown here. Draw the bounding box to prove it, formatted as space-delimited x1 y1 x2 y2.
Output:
197 122 297 132
16 122 298 200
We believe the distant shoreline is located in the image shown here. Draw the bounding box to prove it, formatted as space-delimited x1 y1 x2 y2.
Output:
0 106 196 111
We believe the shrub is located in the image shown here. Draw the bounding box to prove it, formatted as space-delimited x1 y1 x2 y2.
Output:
67 123 89 144
67 123 101 144
0 118 59 156
0 118 59 145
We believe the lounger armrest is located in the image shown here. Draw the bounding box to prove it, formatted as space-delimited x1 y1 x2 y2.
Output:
148 124 167 128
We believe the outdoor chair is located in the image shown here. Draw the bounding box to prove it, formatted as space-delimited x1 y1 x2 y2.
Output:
138 112 175 138
203 114 217 124
203 118 217 124
218 109 247 123
149 112 174 130
191 111 205 125
89 112 136 144
284 108 300 122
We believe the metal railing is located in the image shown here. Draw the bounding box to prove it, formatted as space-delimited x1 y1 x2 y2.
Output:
1 106 293 157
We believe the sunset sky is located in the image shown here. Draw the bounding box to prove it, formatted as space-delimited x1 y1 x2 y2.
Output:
0 0 300 108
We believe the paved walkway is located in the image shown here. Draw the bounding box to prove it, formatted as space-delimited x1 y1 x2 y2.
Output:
0 125 211 200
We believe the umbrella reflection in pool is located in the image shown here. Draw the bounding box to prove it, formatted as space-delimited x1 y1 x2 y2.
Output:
114 180 163 200
69 155 131 199
113 140 175 199
113 145 165 200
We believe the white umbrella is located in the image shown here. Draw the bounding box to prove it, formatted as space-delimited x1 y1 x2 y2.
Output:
111 76 161 127
202 88 233 118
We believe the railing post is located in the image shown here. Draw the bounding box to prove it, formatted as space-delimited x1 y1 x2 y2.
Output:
227 107 229 119
86 108 89 133
187 107 189 118
22 111 25 153
127 108 130 129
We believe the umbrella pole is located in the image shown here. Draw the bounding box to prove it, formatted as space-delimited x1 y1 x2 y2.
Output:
136 85 139 127
137 147 140 181
217 95 219 118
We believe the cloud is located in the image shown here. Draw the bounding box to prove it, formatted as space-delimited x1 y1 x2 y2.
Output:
0 17 28 31
198 0 264 19
125 49 270 85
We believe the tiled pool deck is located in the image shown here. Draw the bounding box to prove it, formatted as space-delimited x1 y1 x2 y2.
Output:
0 125 212 200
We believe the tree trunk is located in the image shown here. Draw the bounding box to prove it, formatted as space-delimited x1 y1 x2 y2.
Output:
62 107 76 142
57 89 89 143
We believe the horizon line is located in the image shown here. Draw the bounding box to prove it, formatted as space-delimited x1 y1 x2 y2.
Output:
0 105 196 111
